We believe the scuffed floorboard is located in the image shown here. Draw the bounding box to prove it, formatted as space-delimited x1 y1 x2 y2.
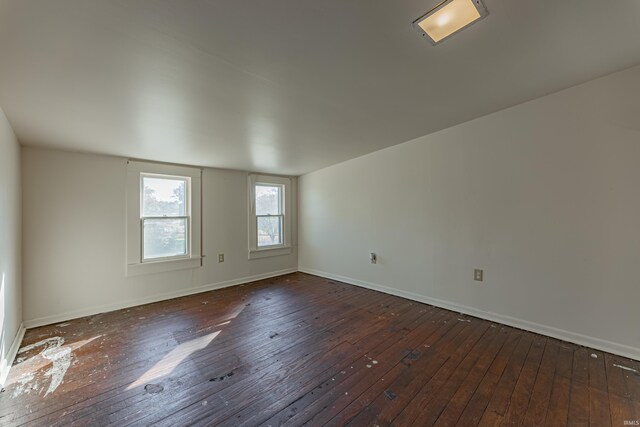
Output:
0 272 638 426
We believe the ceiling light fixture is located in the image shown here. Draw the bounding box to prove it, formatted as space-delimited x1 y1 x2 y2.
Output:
412 0 488 45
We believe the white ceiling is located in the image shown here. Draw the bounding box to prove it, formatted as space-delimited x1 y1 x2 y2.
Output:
1 0 639 175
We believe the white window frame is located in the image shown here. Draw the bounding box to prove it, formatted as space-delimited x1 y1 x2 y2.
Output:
248 174 292 259
127 161 202 275
140 173 190 262
255 182 284 249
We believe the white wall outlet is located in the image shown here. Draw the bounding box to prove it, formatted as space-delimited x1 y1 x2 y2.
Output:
474 269 483 282
370 252 377 264
218 253 224 263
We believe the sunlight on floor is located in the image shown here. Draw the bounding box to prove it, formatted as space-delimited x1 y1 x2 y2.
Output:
126 330 221 390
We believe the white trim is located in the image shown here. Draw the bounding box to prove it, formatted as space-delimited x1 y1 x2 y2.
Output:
24 268 297 329
298 267 640 362
127 257 202 276
127 161 202 275
1 322 26 387
248 174 292 258
249 246 293 260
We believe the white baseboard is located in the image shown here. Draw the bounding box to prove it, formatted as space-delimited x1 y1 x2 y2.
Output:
299 267 640 361
1 322 26 387
24 268 297 329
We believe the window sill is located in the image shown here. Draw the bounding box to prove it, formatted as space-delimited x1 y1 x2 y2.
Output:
127 257 201 276
248 246 292 260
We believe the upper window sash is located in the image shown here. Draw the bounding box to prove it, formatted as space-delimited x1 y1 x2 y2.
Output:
140 173 190 218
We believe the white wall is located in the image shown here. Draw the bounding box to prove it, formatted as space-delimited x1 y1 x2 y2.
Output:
0 107 23 384
299 65 640 360
22 148 297 326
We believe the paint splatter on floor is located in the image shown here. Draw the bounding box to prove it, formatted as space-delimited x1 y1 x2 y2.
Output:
14 336 71 396
209 371 235 382
12 372 35 398
613 363 639 374
384 390 397 400
144 383 164 394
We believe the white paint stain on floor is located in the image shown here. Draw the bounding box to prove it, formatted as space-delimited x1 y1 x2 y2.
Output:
613 363 639 373
11 334 104 398
12 372 35 398
41 342 72 396
16 337 71 396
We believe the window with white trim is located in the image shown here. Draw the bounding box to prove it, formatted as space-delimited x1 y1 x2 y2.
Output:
255 183 284 247
248 174 292 259
127 161 202 275
141 174 189 260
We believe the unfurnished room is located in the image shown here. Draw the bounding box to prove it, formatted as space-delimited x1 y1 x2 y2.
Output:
0 0 639 426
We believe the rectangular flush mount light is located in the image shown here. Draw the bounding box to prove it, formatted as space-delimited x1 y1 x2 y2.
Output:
412 0 488 45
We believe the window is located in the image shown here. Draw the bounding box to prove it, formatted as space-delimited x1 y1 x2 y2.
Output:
255 184 283 247
248 174 292 259
127 161 202 275
141 175 189 260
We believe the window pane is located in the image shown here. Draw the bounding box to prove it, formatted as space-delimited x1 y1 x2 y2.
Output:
255 185 281 215
143 176 186 217
143 218 187 259
257 216 282 247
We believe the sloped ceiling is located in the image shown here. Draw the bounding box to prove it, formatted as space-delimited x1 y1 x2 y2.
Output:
1 0 639 174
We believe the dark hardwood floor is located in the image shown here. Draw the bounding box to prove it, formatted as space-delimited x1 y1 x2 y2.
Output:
1 272 638 426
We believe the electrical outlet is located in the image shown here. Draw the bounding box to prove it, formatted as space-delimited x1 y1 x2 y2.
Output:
370 252 377 264
218 253 224 263
474 269 483 282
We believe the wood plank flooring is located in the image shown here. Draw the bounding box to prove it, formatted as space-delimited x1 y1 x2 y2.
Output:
1 272 638 426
